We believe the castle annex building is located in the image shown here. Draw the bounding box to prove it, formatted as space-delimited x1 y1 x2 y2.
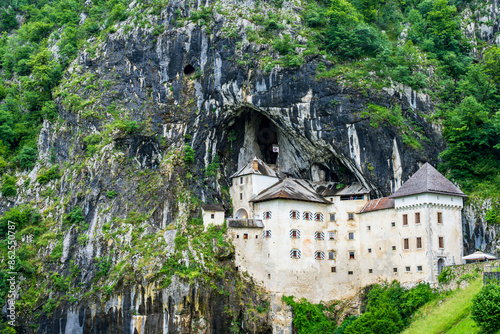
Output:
208 159 466 302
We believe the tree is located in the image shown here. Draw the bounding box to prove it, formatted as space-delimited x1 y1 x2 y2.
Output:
471 284 500 333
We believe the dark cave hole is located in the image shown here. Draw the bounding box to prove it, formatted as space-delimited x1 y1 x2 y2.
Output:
184 64 195 76
256 115 278 165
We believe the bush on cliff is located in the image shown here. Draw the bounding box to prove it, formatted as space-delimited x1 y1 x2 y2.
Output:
471 284 500 333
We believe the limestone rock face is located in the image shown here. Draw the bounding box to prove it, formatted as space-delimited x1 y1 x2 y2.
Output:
4 0 500 332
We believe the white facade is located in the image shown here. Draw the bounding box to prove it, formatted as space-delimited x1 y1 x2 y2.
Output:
201 206 225 229
227 161 465 302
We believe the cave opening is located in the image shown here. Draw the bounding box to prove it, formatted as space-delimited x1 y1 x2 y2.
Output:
255 115 278 165
183 64 195 76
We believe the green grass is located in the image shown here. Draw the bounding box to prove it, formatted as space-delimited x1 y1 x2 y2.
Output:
403 278 483 334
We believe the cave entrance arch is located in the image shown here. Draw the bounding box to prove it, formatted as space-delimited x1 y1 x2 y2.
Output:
235 208 248 219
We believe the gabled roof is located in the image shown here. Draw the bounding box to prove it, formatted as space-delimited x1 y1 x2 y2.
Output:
202 204 225 212
250 178 330 204
357 197 395 214
230 157 278 178
390 163 466 198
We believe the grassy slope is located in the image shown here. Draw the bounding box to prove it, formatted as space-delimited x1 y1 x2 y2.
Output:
403 278 484 334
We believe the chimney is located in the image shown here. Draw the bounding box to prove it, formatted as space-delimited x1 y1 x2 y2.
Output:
253 159 259 172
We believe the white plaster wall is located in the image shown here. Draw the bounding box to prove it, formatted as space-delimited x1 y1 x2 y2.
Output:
229 174 279 218
395 193 463 209
202 210 225 229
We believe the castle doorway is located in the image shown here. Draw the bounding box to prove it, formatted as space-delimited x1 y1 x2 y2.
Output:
235 208 248 219
437 258 445 274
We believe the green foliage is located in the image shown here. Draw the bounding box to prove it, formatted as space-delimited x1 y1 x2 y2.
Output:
63 206 85 227
184 144 195 164
438 266 454 284
83 133 102 156
106 190 118 198
37 164 61 184
471 284 500 333
112 118 141 134
204 155 220 179
1 174 17 197
15 146 38 170
282 296 337 333
94 256 112 280
0 205 41 238
344 281 436 333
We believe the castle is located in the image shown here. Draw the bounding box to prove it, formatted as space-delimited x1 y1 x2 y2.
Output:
203 158 465 302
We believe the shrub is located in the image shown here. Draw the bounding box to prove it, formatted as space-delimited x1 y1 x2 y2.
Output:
471 284 500 333
438 266 454 284
184 144 195 164
106 190 118 198
15 146 38 170
282 296 336 333
0 205 41 238
1 174 17 197
37 164 61 184
63 206 85 226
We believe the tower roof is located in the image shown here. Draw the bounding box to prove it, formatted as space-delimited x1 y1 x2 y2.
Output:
230 157 277 178
250 178 330 204
390 163 466 198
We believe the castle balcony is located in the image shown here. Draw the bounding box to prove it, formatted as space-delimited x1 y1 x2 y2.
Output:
227 218 264 228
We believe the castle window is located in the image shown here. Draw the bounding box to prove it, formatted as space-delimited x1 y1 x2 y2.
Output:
415 212 421 224
263 230 272 238
439 237 444 249
349 251 355 259
368 248 372 253
290 210 300 219
328 250 335 260
417 266 423 272
263 211 272 219
416 237 422 249
403 214 408 226
303 212 312 220
349 232 354 240
406 266 411 272
329 213 336 221
255 235 258 239
290 249 301 259
348 271 353 275
392 245 396 251
393 268 398 273
290 229 301 238
404 238 409 250
348 213 354 220
315 251 325 260
369 269 373 274
367 225 371 231
244 234 248 239
240 193 243 200
328 231 335 240
315 231 325 240
331 267 336 273
236 235 239 238
437 212 443 224
315 212 324 222
391 222 396 227
211 214 215 219
239 177 243 184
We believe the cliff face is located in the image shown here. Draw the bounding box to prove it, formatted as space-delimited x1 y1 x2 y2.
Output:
2 0 500 332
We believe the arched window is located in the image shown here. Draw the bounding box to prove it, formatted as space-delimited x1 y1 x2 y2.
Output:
289 229 301 238
290 249 301 259
235 208 248 219
314 251 325 260
315 231 325 240
289 210 300 219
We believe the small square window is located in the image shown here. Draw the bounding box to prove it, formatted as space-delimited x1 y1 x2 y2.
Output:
236 235 239 238
393 268 398 273
368 248 372 253
406 266 411 272
328 231 335 240
417 266 423 272
369 269 373 274
328 251 335 260
255 235 258 239
268 274 271 279
331 267 336 273
235 266 239 271
348 271 353 275
349 232 354 240
391 222 396 227
392 245 396 251
367 225 371 231
349 251 355 259
348 213 354 220
330 213 336 221
243 234 248 239
211 213 215 219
